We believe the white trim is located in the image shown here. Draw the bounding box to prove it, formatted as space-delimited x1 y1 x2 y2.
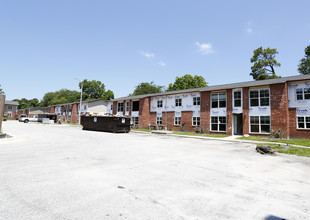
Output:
297 116 310 129
249 115 271 134
249 88 270 107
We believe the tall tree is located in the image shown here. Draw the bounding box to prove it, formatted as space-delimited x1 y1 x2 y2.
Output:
298 45 310 75
167 74 207 91
79 79 114 100
250 47 281 80
13 98 40 109
130 82 164 96
0 84 4 94
40 89 80 107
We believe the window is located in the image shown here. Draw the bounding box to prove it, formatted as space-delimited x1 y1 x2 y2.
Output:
250 89 270 107
192 117 200 126
7 105 13 110
157 100 163 108
175 98 182 107
125 101 130 111
304 88 310 100
296 89 303 100
250 116 270 133
156 117 162 125
297 117 310 129
211 93 226 108
296 88 310 100
131 117 139 125
211 116 226 131
110 104 113 111
260 90 270 106
83 105 87 110
233 91 242 107
117 102 124 112
193 97 200 106
174 117 181 125
132 101 139 111
211 94 218 108
7 112 12 117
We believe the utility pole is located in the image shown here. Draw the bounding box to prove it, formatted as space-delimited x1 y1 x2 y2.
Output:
0 94 6 133
74 78 83 125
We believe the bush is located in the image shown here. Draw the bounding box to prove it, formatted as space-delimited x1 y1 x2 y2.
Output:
270 129 285 139
195 126 204 134
3 115 7 121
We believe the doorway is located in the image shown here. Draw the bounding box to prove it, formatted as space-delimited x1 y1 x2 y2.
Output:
233 114 243 135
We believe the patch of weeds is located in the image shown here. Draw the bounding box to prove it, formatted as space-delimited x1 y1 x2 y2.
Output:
173 131 229 138
131 129 152 132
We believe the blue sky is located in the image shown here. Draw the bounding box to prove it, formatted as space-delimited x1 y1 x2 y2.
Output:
1 0 310 101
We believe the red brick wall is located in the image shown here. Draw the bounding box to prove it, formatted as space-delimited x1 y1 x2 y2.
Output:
201 91 210 133
166 112 176 130
113 101 117 115
139 98 150 128
242 87 249 135
226 89 233 135
289 108 310 139
182 111 194 131
149 112 156 125
71 104 78 123
4 111 17 119
270 83 289 138
129 100 132 116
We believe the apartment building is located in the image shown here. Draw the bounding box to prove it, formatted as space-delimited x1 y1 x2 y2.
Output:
109 75 310 139
4 100 19 119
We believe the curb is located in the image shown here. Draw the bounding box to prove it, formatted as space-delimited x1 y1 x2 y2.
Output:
130 130 310 149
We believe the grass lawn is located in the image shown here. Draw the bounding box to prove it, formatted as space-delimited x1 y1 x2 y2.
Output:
257 143 310 157
131 129 152 132
238 136 310 147
173 131 229 138
131 129 228 138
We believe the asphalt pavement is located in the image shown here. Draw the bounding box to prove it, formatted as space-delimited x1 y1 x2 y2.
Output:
0 121 309 220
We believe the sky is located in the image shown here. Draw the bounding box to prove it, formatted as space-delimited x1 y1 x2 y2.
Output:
1 0 310 101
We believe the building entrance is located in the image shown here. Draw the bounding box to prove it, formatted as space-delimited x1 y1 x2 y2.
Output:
233 114 243 135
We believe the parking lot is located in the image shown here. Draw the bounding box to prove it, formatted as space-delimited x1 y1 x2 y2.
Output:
0 121 310 220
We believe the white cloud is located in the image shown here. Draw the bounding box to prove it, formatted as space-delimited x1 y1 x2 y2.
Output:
246 28 253 33
246 21 253 35
140 50 155 58
158 61 166 66
195 42 214 55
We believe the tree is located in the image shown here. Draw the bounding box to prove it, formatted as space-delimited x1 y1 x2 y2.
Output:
79 79 114 100
40 89 80 107
298 45 310 75
13 98 40 109
250 47 281 80
167 74 207 91
130 81 164 96
0 84 4 94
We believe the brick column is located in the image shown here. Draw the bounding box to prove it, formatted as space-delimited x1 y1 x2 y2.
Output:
226 89 233 135
129 100 132 116
201 91 210 133
182 111 194 131
270 83 289 138
139 98 150 128
71 104 78 123
243 87 249 135
113 101 117 115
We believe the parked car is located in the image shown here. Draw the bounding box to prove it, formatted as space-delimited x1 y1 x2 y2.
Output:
18 114 38 123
